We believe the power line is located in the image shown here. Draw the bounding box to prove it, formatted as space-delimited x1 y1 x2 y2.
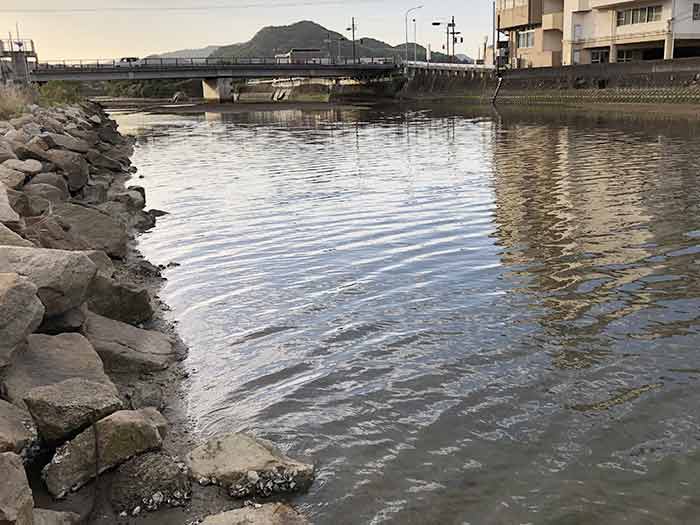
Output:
0 0 382 14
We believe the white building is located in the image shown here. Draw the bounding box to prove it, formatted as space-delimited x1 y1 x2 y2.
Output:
497 0 700 67
564 0 700 64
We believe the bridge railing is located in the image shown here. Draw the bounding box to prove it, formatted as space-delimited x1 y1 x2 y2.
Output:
34 56 397 70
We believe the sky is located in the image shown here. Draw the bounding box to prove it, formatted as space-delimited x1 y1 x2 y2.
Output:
1 0 494 61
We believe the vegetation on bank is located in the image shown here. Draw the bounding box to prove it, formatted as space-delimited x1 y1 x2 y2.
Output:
0 85 32 119
0 81 83 120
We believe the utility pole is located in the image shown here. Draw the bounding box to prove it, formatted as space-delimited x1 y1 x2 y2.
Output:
405 5 423 63
413 18 418 61
347 18 357 64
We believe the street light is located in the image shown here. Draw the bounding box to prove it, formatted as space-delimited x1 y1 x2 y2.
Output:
405 5 423 63
413 18 418 61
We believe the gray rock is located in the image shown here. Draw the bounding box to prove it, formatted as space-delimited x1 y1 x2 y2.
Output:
0 400 37 455
85 250 114 277
6 188 31 217
45 150 89 191
1 333 116 409
14 143 52 164
38 304 87 335
51 203 128 259
113 190 145 211
0 182 21 229
64 126 98 147
83 312 176 373
21 216 91 251
87 273 153 324
0 247 97 316
0 223 33 247
0 139 17 164
2 159 43 176
40 133 89 154
129 382 164 411
22 183 67 205
0 452 33 525
80 181 109 204
24 378 123 443
110 452 190 512
200 504 309 525
0 166 26 189
33 509 81 525
42 409 164 498
87 149 122 171
186 433 315 499
26 172 69 195
0 273 44 370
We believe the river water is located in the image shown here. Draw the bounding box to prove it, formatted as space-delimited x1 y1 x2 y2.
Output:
116 105 700 525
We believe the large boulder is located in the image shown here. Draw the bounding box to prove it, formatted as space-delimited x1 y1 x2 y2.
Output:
24 378 123 443
33 509 81 525
2 159 42 176
87 149 122 171
186 433 315 498
87 274 153 324
0 166 26 190
42 409 164 498
0 182 22 229
21 216 90 251
26 172 69 196
0 452 33 525
0 273 44 369
44 150 89 191
1 333 116 409
0 400 37 456
64 126 98 147
0 223 33 247
110 452 190 513
0 247 97 316
51 203 128 259
83 312 176 373
22 183 67 205
40 133 89 154
0 139 17 164
200 504 309 525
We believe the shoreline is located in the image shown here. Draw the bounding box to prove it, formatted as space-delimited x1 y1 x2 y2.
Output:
0 101 314 524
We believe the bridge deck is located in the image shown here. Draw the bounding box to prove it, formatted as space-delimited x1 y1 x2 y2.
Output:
31 57 398 82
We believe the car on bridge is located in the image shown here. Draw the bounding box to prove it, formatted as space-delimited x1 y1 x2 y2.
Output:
117 57 142 67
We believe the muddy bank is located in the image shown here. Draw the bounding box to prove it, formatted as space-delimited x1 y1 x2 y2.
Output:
0 102 314 524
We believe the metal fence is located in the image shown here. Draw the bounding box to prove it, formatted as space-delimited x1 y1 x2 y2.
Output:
34 56 397 70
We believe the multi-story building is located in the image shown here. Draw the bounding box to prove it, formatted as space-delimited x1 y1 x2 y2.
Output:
496 0 700 67
496 0 565 67
563 0 700 64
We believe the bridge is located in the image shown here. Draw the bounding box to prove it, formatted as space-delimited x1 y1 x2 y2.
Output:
29 57 399 102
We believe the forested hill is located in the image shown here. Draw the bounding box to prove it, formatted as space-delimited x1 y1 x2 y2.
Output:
210 20 450 62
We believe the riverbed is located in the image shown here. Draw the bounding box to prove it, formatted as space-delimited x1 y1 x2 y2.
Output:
115 104 700 525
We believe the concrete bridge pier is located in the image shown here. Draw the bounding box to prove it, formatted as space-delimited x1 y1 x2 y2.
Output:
202 78 234 102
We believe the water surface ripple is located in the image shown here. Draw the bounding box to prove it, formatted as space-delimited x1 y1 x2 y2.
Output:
117 107 700 525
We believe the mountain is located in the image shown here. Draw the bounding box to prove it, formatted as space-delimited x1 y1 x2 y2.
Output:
148 45 221 59
211 20 450 62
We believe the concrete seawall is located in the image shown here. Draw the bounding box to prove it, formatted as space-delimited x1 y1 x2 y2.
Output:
401 57 700 105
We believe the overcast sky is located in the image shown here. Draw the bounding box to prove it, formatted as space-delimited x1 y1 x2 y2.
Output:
1 0 494 61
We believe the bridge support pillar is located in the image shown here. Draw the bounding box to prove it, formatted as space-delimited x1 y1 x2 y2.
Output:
202 78 234 102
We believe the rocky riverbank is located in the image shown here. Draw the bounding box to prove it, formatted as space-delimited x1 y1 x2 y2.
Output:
0 102 314 524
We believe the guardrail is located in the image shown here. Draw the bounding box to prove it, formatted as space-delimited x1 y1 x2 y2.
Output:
404 60 496 71
34 57 397 70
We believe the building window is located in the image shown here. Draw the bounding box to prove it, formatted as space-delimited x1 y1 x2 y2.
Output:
517 30 535 48
573 50 581 64
693 3 700 20
591 49 610 63
617 6 662 26
617 50 634 62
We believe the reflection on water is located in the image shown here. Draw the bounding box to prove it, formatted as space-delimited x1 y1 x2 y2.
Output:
115 105 700 524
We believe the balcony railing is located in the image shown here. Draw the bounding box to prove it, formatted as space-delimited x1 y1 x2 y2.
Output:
542 11 564 31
